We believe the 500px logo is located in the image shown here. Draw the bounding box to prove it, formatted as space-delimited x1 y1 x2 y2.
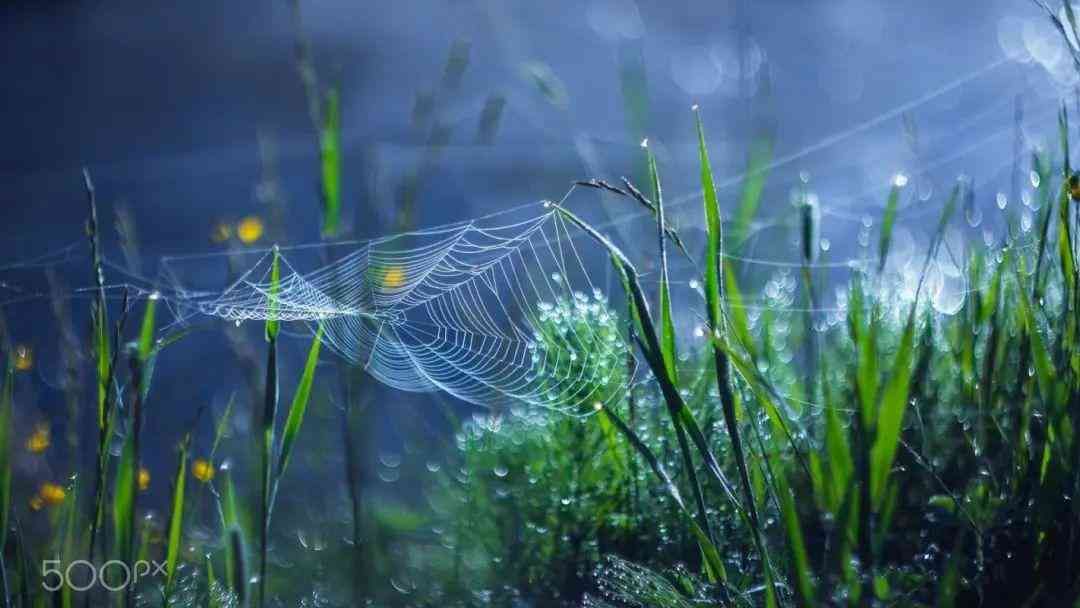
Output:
41 560 166 592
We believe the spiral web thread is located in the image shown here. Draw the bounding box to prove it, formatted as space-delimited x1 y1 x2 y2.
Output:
163 209 635 413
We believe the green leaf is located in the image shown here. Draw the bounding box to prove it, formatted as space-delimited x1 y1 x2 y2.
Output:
320 88 341 238
276 324 325 479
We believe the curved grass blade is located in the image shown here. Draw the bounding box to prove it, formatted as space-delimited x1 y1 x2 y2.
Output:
696 107 779 604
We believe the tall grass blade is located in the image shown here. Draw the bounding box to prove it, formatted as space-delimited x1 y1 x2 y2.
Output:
228 527 248 608
320 89 341 237
869 312 916 508
274 323 324 489
553 204 743 510
165 436 190 595
695 108 778 603
258 297 279 608
777 469 816 607
878 184 900 273
112 433 136 563
645 144 720 580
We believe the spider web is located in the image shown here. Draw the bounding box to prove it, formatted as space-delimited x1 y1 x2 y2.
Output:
162 207 635 414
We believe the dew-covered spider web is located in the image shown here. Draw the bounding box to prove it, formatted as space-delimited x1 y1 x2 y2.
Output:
160 206 635 414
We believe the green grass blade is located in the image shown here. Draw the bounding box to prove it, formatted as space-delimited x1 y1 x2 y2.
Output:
777 468 816 606
878 184 901 273
228 527 247 608
696 109 773 572
695 109 723 335
733 140 771 250
869 311 916 508
722 260 757 360
320 88 341 238
1014 261 1056 405
646 146 720 578
275 323 324 480
258 332 277 608
211 393 235 460
59 478 79 608
265 247 281 342
112 433 136 563
165 437 190 594
137 296 157 362
646 146 678 383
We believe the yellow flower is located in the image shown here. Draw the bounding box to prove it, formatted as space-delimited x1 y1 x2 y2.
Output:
383 266 406 289
25 423 50 454
211 221 233 244
28 496 43 511
236 216 265 244
38 482 66 507
138 467 151 491
192 459 215 483
13 344 32 372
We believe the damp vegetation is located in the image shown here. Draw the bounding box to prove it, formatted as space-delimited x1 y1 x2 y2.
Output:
4 3 1080 608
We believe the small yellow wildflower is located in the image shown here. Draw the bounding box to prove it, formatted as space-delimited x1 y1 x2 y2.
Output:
28 496 43 511
138 467 151 491
192 458 215 483
13 344 33 372
236 216 265 244
211 221 233 244
383 266 406 289
25 423 50 454
38 482 66 506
